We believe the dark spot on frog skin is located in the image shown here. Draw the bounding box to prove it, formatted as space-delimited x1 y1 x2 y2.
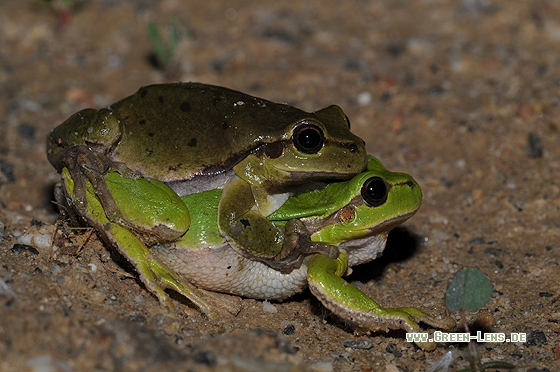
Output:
139 119 146 125
148 132 154 137
239 219 251 228
179 101 191 113
146 149 153 156
213 97 222 107
222 121 229 129
139 88 147 98
168 163 182 171
188 138 197 147
158 95 164 104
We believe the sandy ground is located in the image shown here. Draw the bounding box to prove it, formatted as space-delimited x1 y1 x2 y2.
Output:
1 1 559 371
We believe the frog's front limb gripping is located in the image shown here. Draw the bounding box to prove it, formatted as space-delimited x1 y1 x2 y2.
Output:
218 177 339 273
58 145 128 226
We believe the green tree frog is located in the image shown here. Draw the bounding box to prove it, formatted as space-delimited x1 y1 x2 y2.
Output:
59 155 455 337
47 83 368 271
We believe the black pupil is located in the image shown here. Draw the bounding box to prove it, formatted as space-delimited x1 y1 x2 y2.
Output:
298 128 321 149
362 177 388 207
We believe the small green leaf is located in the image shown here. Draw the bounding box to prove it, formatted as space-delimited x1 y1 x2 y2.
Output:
445 267 493 312
147 22 171 65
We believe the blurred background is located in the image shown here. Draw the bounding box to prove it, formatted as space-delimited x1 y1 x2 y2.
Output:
1 1 558 371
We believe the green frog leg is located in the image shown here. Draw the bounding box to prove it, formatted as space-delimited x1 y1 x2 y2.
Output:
307 251 456 349
60 168 220 320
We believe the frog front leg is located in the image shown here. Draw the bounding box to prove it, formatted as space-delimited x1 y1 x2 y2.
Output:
57 149 189 244
60 169 220 320
57 146 122 224
48 109 139 233
307 252 456 348
218 176 338 273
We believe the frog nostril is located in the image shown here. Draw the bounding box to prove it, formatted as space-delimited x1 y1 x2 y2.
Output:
348 143 358 153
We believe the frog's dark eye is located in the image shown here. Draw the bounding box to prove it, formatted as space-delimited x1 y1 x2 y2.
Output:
361 177 388 207
293 124 324 154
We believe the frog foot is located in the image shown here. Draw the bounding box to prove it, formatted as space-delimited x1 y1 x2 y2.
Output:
136 247 222 320
307 252 455 350
86 209 221 320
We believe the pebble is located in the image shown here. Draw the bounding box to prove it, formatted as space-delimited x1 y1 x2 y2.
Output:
262 300 278 313
342 338 373 350
16 224 56 253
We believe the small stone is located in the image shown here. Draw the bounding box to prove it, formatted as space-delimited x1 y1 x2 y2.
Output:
527 132 543 158
262 300 278 313
357 92 372 106
526 330 547 346
385 343 402 357
282 324 295 335
11 244 39 255
473 312 495 329
193 351 216 366
342 338 373 350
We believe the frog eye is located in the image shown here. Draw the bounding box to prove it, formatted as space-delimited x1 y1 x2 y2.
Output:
361 177 388 207
293 124 324 154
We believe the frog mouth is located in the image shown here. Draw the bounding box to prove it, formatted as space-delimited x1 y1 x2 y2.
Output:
335 208 419 239
365 210 418 234
282 169 355 184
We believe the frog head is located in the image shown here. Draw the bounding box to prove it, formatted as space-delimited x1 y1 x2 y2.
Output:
233 104 367 188
268 155 422 264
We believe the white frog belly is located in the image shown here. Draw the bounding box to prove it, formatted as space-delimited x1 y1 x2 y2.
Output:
151 243 309 300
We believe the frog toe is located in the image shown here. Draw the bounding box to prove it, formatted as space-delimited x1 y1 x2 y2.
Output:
392 307 456 331
418 313 457 331
141 257 222 321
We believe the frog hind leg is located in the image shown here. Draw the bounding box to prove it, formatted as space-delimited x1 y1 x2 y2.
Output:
60 168 220 320
58 146 189 243
109 224 221 320
218 176 338 273
307 252 456 348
